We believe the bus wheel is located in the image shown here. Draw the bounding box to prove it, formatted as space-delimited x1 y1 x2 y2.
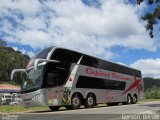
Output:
84 94 96 108
132 95 137 104
71 93 82 109
49 106 60 111
127 95 133 104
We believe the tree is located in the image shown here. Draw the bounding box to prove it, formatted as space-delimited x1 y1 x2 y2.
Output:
137 0 160 38
0 47 30 84
0 39 7 47
145 86 160 99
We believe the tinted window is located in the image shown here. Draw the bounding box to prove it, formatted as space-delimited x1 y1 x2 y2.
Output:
44 63 69 88
76 76 102 89
103 79 126 90
51 48 83 64
51 49 72 63
81 55 98 67
76 76 126 90
47 73 59 87
51 49 64 61
26 47 53 68
50 48 141 77
35 47 53 59
46 72 66 87
71 51 82 63
96 59 141 77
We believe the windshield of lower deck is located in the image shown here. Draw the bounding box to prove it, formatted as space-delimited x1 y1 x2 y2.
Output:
21 66 44 92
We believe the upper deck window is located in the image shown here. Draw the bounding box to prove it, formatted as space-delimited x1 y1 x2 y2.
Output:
26 47 53 69
35 47 53 59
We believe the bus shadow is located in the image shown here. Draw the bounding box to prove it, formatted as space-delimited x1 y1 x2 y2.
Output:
28 104 125 113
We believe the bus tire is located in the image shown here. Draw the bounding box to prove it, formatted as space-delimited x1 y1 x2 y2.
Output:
49 106 60 111
84 93 96 108
127 94 133 104
122 94 133 105
132 94 137 104
70 93 82 109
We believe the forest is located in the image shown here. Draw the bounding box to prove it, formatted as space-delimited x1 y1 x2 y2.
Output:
0 39 30 84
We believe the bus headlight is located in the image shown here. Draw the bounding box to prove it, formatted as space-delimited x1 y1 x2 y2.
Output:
32 94 40 100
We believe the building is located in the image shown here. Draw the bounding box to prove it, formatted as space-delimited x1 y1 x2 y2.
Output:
0 84 20 105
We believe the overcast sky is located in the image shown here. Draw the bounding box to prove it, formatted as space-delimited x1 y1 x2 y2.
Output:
0 0 160 78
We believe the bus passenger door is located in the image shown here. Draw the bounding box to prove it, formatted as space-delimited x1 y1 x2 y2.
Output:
45 72 61 106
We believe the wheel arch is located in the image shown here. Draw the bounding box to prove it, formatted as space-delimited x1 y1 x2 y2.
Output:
133 93 138 98
127 93 132 97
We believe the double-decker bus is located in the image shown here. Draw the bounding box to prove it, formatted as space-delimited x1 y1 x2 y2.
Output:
11 46 144 111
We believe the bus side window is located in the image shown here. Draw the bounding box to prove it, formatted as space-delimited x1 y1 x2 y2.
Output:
47 73 58 87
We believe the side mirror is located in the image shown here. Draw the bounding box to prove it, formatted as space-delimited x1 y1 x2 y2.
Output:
11 69 26 80
34 59 60 70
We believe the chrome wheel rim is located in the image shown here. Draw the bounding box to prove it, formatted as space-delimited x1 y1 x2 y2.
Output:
72 97 79 106
128 96 131 103
87 96 94 106
133 96 137 103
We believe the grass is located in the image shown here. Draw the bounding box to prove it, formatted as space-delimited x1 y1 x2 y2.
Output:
0 105 49 113
139 99 160 103
0 99 160 113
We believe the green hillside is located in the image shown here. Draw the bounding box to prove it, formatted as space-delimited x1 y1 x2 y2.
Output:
143 77 160 91
0 40 30 84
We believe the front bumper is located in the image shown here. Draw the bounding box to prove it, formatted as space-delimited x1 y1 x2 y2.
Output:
20 89 47 107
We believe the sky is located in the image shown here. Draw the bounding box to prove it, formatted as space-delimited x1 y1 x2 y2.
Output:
0 0 160 78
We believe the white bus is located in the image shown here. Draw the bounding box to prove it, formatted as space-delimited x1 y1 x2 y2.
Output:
11 47 144 111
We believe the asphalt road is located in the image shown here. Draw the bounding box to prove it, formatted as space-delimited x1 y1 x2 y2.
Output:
1 101 160 120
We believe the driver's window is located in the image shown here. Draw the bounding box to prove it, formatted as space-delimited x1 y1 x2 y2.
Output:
47 73 59 87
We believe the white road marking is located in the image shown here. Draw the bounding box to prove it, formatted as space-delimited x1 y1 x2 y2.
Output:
139 111 154 114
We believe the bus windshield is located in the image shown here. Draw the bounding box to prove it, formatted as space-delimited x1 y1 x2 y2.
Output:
21 65 44 92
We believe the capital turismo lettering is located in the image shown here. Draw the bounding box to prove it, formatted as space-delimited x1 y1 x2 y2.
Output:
86 67 130 81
